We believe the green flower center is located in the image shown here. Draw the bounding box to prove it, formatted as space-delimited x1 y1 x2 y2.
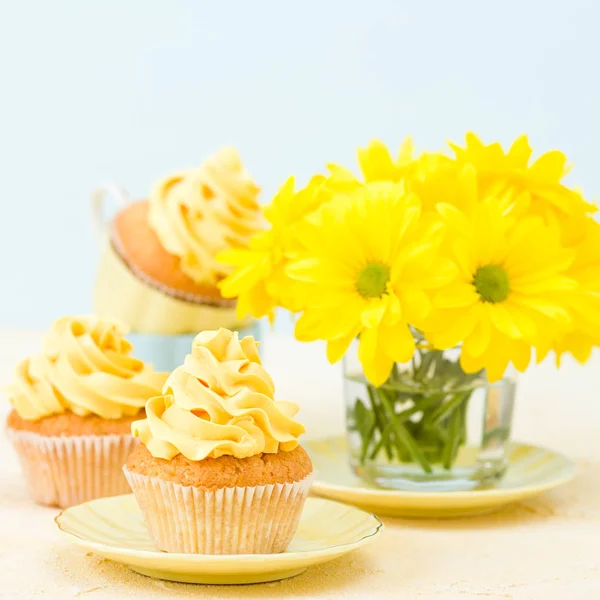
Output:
356 262 390 299
473 264 510 303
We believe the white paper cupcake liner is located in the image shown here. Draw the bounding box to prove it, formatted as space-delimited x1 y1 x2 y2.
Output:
6 429 137 508
123 468 314 554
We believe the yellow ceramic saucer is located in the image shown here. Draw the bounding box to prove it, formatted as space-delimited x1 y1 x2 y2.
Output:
306 437 576 518
56 494 382 585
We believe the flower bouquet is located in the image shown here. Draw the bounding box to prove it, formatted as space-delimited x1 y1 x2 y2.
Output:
218 134 600 490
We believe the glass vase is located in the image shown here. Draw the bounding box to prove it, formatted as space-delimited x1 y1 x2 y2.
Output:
344 343 516 492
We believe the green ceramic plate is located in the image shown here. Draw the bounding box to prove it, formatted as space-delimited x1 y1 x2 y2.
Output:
306 437 576 518
56 494 383 584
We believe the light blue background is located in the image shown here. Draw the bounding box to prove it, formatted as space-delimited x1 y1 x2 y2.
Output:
1 0 598 328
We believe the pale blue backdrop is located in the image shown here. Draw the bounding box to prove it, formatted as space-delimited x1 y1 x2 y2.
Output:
0 0 598 328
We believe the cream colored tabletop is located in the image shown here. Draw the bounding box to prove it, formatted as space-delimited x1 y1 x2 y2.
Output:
1 330 599 600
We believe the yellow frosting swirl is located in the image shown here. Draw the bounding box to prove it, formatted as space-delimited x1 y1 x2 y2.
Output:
148 147 263 286
132 328 305 460
5 316 168 420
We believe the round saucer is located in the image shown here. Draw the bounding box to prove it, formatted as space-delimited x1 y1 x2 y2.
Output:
306 437 576 518
55 494 382 585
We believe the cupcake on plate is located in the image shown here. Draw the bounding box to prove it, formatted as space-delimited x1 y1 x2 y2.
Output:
93 147 263 338
5 316 168 508
124 328 313 555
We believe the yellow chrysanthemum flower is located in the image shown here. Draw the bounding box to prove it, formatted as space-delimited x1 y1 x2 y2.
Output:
424 200 578 381
221 132 599 384
326 138 473 218
218 176 328 320
286 182 456 386
450 132 597 242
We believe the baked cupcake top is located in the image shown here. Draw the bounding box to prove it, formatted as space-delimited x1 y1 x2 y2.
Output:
132 328 305 461
148 147 262 287
5 316 168 421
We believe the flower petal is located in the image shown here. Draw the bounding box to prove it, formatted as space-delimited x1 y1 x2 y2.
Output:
489 304 523 339
428 305 481 349
463 318 491 358
359 329 395 386
510 294 572 324
511 340 531 372
358 140 397 182
326 330 359 364
507 135 532 166
379 322 416 364
361 299 388 328
460 350 485 374
529 150 568 183
433 284 479 309
399 287 431 326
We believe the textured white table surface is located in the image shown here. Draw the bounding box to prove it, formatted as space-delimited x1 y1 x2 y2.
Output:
1 329 599 600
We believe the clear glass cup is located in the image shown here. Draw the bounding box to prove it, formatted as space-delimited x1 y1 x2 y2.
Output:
344 343 516 492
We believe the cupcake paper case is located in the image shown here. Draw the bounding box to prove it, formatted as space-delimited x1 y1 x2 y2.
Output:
124 328 313 555
4 316 168 508
93 147 262 336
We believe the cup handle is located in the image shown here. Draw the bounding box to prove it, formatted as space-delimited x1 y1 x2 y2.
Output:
91 184 130 246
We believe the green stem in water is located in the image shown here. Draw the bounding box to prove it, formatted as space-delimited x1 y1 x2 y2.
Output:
360 422 376 464
442 405 463 469
377 387 433 474
366 385 393 461
369 423 393 459
352 343 481 473
425 391 469 425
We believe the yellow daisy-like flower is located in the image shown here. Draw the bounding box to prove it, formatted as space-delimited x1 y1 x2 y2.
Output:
218 176 328 320
450 133 597 241
286 182 456 386
325 138 462 219
424 200 577 381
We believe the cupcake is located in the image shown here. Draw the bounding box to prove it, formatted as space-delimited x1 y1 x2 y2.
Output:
4 316 168 508
94 147 263 337
124 328 313 554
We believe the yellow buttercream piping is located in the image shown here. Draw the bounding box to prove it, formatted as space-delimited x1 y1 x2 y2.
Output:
5 316 168 420
132 328 305 460
148 147 263 286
